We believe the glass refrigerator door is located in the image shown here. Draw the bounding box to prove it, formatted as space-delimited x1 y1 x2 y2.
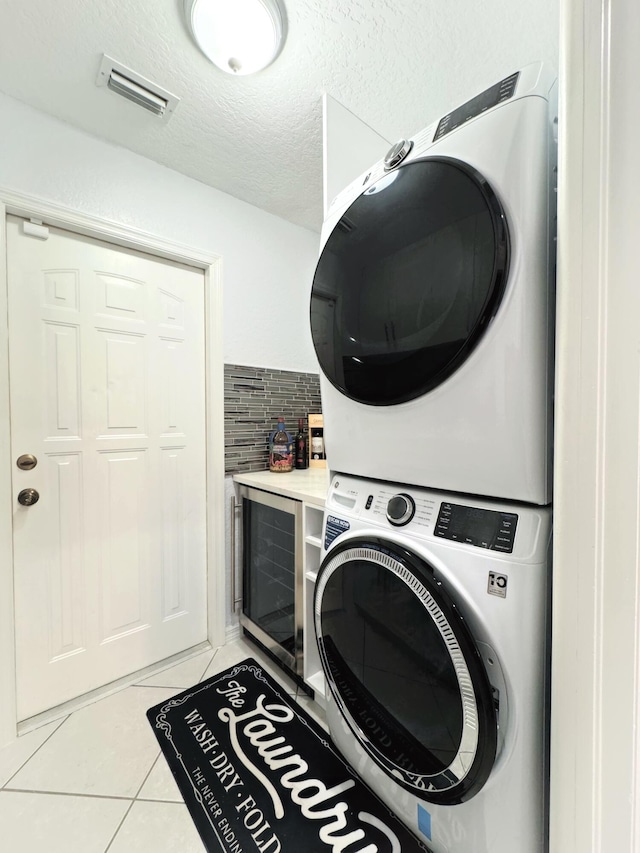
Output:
242 496 296 656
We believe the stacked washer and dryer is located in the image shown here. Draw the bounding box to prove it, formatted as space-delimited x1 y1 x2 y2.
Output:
309 63 557 853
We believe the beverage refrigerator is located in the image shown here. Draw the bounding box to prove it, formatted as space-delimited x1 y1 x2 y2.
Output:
235 484 305 684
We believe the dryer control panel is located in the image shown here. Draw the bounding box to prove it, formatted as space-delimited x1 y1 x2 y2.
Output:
435 502 518 553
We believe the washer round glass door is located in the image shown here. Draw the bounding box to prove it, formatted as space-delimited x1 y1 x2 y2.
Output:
310 156 509 405
314 537 498 805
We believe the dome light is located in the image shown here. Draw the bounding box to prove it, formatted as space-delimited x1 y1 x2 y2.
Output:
184 0 286 76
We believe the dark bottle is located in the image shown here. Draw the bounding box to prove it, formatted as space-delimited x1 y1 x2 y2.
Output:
269 417 293 473
294 418 308 469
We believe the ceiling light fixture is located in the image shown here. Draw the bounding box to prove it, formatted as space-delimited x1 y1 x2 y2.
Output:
184 0 286 76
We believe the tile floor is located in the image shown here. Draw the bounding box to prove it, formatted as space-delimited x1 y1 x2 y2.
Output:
0 637 327 852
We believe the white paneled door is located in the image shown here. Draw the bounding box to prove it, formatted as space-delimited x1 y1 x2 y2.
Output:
7 215 207 721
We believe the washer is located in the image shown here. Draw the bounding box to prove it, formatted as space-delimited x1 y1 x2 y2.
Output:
314 473 552 853
310 63 557 505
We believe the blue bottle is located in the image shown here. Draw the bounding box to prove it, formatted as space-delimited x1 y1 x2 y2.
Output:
269 417 293 472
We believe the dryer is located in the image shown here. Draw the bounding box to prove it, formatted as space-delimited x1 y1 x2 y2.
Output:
314 473 552 853
310 63 557 505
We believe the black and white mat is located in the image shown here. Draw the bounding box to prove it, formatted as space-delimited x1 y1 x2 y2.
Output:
147 658 429 852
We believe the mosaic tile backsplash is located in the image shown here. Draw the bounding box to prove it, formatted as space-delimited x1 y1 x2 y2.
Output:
224 364 322 474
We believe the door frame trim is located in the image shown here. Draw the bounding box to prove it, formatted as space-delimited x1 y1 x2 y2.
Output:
0 188 225 746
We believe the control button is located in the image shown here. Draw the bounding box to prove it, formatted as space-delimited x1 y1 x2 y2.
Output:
383 139 413 170
386 493 416 526
365 495 374 510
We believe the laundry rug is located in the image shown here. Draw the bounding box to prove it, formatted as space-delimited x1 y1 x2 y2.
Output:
147 658 430 853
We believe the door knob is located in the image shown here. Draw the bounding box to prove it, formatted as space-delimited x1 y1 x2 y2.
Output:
18 488 39 506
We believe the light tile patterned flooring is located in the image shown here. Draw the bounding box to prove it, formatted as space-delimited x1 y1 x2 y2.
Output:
0 637 326 852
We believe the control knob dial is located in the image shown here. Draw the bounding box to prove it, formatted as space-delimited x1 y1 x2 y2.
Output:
386 493 415 526
383 138 413 170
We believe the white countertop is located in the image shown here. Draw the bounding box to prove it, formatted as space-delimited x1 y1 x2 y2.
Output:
233 468 330 507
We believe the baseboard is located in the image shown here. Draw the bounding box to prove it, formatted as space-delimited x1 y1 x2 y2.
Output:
225 622 241 644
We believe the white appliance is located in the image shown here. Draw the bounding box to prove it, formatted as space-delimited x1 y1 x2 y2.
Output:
314 473 552 853
310 63 557 505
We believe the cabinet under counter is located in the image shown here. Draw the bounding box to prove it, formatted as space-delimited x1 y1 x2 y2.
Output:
232 469 329 700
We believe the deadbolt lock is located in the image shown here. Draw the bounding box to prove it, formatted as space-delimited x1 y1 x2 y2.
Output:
16 454 38 471
18 488 39 507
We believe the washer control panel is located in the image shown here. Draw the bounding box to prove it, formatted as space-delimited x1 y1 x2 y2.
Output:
435 502 518 553
327 474 549 561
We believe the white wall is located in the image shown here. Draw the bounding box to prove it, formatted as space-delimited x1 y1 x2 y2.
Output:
0 92 320 373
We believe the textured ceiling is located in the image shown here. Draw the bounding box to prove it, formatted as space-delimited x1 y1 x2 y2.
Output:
0 0 558 232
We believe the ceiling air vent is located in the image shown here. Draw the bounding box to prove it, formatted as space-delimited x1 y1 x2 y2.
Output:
96 55 180 120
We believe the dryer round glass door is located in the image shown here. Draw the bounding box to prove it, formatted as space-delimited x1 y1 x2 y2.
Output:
314 537 498 805
310 157 510 405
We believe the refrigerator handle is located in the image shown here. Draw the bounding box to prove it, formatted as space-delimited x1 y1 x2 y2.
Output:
230 497 242 612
